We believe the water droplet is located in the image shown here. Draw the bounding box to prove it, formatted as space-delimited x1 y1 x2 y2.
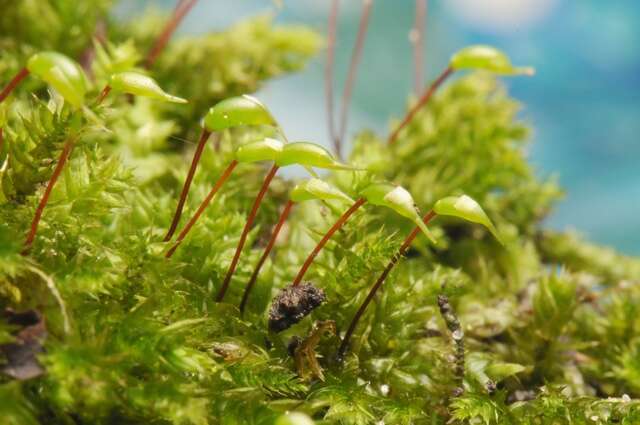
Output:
452 329 464 340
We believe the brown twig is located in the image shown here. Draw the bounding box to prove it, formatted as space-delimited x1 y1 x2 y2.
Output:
165 160 238 258
388 66 453 145
292 198 366 287
240 200 295 314
325 0 340 151
145 0 198 68
336 0 373 158
216 164 280 302
337 210 437 359
164 129 211 241
0 68 30 104
22 138 77 254
437 293 465 394
411 0 427 94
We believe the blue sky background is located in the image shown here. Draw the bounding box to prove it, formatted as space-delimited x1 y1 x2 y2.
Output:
124 1 640 254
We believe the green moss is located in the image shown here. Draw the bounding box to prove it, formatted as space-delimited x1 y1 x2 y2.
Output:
0 3 639 425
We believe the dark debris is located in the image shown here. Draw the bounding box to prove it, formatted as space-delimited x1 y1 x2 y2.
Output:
0 309 47 380
268 283 326 333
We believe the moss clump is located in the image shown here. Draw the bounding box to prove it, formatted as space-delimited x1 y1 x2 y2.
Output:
1 3 640 425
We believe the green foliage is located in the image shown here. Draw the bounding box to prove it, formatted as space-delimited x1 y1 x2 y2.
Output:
1 3 639 425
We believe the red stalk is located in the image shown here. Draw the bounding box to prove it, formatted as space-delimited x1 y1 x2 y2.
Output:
337 210 437 359
22 138 77 254
0 68 30 104
325 0 339 153
388 66 453 145
95 85 112 105
165 159 238 258
216 164 280 302
291 198 366 287
239 200 295 314
164 128 212 241
145 0 198 68
336 0 373 156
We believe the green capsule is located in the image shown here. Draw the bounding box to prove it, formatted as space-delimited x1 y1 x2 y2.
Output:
235 138 284 163
433 195 502 243
203 95 277 132
276 142 355 170
290 178 354 204
449 45 534 76
26 51 88 108
109 72 187 103
360 182 436 243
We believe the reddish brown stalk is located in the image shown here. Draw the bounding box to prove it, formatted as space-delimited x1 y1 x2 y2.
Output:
165 160 238 258
388 66 453 145
0 68 30 104
145 0 198 68
292 198 366 287
412 0 427 94
325 0 339 153
216 164 280 302
336 0 373 158
239 200 295 314
337 210 437 359
95 85 112 105
22 138 77 255
164 128 212 241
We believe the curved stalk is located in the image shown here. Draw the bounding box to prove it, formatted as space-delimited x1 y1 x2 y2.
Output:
325 0 339 151
145 0 198 68
0 68 30 103
216 164 280 302
292 198 366 287
388 66 453 145
240 200 295 314
336 0 373 155
164 129 212 241
165 160 238 258
337 210 436 359
22 138 77 254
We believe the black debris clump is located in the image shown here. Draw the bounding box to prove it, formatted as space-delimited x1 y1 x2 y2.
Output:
268 283 326 333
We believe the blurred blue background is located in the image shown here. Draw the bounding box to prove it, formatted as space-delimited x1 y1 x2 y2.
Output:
126 1 640 255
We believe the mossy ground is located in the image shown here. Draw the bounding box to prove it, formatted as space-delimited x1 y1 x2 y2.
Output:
1 2 640 424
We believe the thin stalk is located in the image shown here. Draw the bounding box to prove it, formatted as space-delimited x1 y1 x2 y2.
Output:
337 210 436 359
95 85 112 105
0 68 30 103
437 293 465 393
412 0 427 94
165 160 238 258
145 0 198 68
0 128 4 155
216 164 280 302
388 66 453 145
164 128 212 241
336 0 373 157
325 0 339 151
240 200 295 314
22 138 77 254
292 198 366 287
